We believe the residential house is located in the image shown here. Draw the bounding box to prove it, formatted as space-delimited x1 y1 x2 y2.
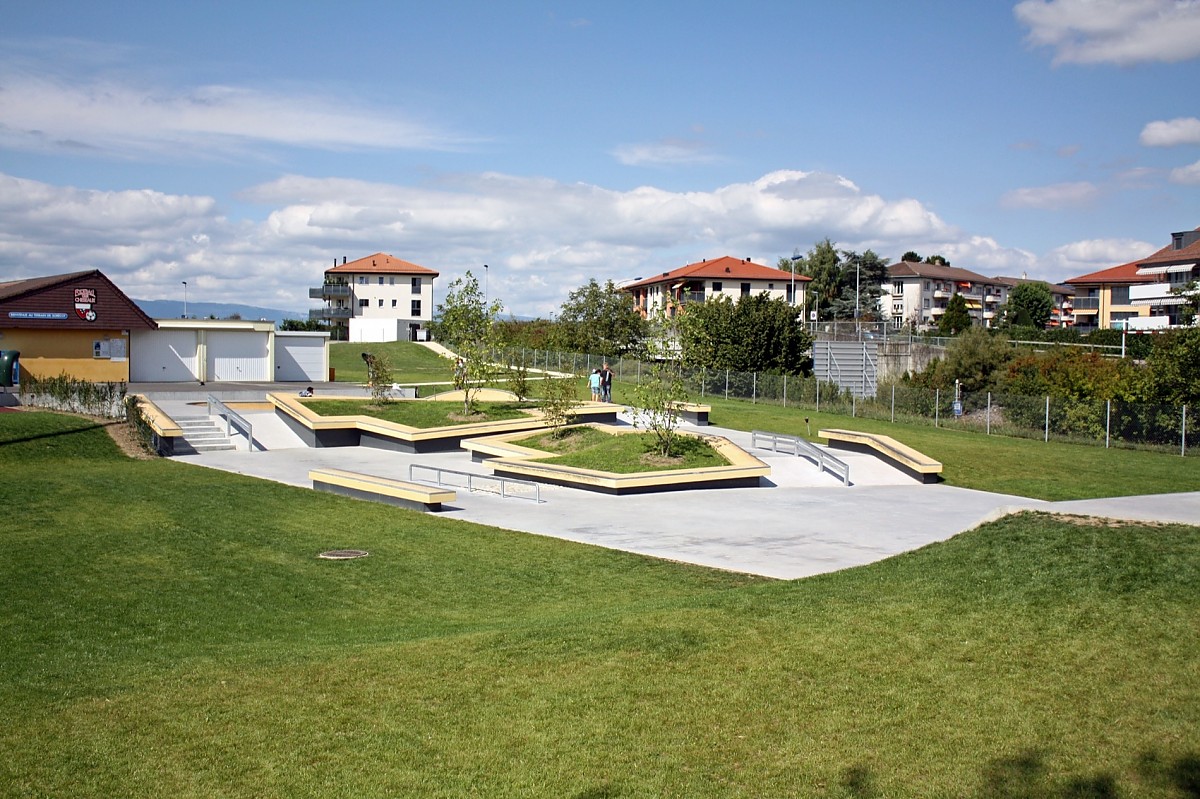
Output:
622 256 809 319
880 260 1010 331
310 253 439 342
1065 227 1200 331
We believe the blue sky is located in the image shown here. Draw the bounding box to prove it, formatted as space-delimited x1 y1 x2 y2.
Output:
2 0 1198 317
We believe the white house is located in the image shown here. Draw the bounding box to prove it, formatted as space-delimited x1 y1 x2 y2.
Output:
622 256 809 318
309 253 439 342
880 260 1011 331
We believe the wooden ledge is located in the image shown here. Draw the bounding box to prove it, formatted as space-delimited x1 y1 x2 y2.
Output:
818 428 942 483
309 468 455 511
129 394 183 437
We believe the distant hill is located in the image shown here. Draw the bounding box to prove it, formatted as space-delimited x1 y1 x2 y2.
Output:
135 299 308 326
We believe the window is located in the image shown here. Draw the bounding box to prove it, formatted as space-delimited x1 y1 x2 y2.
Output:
358 276 366 284
411 299 421 316
378 276 384 285
378 299 384 307
768 283 774 290
712 281 722 292
1110 286 1130 305
392 299 397 308
411 277 422 291
389 277 395 285
358 299 368 308
893 282 904 294
740 282 751 296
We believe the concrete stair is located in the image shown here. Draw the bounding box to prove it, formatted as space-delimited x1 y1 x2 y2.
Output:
175 416 236 453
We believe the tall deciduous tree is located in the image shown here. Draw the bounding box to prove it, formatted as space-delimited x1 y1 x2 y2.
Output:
555 279 646 356
677 293 812 373
434 271 504 413
829 249 890 320
1004 282 1055 329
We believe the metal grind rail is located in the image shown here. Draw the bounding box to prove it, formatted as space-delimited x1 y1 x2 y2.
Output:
751 430 850 486
206 394 257 452
409 464 542 503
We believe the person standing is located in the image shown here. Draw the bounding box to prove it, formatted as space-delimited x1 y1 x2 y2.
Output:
599 362 614 402
588 368 602 401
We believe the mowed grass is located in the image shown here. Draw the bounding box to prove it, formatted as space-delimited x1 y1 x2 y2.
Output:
514 425 730 472
301 398 539 427
329 340 452 384
2 410 1198 797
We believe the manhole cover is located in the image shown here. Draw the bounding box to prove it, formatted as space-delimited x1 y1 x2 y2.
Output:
319 549 369 560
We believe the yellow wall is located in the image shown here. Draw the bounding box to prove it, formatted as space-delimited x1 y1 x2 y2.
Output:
0 328 131 382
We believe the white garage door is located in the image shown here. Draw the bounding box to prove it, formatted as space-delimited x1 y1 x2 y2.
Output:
206 331 270 382
131 330 199 382
275 334 327 382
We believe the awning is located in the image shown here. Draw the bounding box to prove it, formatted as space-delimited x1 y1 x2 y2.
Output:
1131 296 1189 306
963 300 982 309
1136 264 1197 275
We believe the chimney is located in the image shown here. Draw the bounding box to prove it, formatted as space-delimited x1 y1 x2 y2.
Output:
333 258 337 268
343 256 347 264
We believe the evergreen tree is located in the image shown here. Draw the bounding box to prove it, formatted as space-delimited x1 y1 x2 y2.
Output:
938 293 972 335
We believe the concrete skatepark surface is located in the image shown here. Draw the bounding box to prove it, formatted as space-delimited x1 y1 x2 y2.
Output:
145 383 1200 581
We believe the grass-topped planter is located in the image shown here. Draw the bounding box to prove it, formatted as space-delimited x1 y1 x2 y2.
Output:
461 423 771 494
269 390 618 453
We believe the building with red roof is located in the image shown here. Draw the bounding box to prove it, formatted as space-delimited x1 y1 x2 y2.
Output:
622 256 809 319
310 253 439 342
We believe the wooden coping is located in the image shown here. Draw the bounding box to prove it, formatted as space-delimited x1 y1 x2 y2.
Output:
129 394 183 437
818 428 943 475
309 468 456 506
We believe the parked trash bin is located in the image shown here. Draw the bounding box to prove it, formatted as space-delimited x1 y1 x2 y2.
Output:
0 351 19 387
329 367 335 382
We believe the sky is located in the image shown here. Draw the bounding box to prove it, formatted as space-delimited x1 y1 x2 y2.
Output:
1 0 1198 318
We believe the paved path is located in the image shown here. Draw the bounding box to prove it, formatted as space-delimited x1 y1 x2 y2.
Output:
153 393 1200 580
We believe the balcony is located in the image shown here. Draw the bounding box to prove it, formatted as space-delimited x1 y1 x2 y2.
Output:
310 284 352 299
1072 297 1100 311
309 307 353 320
1128 283 1183 307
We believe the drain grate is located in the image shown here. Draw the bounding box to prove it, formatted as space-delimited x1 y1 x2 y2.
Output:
319 549 369 560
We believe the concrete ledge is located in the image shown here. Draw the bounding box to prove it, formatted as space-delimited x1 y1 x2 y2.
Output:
271 392 618 452
130 394 183 456
309 467 456 511
462 424 770 495
670 401 711 426
819 428 943 484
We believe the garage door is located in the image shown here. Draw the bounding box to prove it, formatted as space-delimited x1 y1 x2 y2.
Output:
275 335 327 382
131 330 199 382
206 331 270 382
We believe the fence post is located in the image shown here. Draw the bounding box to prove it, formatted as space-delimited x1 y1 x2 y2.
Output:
851 393 856 418
987 392 992 435
1183 405 1188 457
1044 396 1050 443
752 372 757 404
1105 399 1111 449
725 369 729 400
935 388 939 427
816 380 820 412
891 385 895 424
701 367 706 399
783 374 787 408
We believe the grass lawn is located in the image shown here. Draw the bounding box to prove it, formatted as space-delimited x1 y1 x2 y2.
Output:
329 341 452 384
514 425 730 473
301 398 539 427
2 410 1198 797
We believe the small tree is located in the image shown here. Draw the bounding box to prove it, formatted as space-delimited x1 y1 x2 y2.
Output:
539 375 581 437
435 271 504 414
631 311 688 457
1004 282 1055 329
363 350 395 405
1171 280 1200 326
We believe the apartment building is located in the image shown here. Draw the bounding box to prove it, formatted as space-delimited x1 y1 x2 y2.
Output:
309 253 439 342
623 256 809 319
880 260 1010 331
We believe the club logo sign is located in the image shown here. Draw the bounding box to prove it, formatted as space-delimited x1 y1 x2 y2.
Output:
74 288 98 322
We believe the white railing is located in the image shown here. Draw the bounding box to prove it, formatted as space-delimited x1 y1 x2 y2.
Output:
751 430 850 485
206 394 256 451
409 464 542 503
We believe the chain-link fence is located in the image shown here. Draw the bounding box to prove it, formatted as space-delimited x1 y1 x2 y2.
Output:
497 346 1196 455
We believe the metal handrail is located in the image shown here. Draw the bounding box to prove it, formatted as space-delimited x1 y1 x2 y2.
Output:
751 430 850 486
408 464 541 503
206 394 256 452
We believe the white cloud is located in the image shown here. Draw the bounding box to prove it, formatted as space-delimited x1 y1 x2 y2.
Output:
0 71 473 160
1014 0 1200 65
1041 237 1158 276
0 168 1073 318
1169 158 1200 184
1000 181 1100 209
1140 117 1200 146
611 139 720 167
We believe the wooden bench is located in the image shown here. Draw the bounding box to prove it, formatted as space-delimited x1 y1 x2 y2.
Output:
309 468 456 511
818 428 942 484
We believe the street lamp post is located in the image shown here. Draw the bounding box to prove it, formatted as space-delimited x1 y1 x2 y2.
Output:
483 264 489 306
182 281 188 319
